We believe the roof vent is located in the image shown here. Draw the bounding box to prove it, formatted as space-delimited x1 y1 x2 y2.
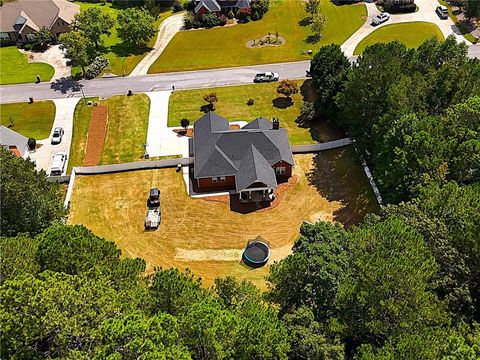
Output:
272 117 279 130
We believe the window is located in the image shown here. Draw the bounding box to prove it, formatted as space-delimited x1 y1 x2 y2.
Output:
212 177 218 183
220 176 226 182
0 32 10 40
25 33 36 42
276 166 286 175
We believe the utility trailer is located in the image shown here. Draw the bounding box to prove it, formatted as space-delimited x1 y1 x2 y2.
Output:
144 187 161 230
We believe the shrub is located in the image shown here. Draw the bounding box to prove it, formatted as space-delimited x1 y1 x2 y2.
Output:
252 11 260 21
388 3 416 13
236 11 250 23
227 10 235 19
172 0 183 12
251 0 270 18
180 118 190 130
183 12 195 29
85 56 109 79
297 101 316 125
202 12 222 28
24 44 33 51
27 138 36 151
247 98 255 106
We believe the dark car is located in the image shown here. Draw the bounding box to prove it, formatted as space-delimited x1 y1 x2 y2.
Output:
147 187 161 208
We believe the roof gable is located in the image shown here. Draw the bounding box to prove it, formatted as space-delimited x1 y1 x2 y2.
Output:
235 145 277 192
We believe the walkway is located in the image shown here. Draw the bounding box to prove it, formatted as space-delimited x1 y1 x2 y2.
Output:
29 97 80 174
19 45 70 81
341 0 470 57
129 13 184 77
145 91 189 158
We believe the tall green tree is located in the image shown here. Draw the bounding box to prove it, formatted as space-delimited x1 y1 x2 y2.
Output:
0 148 65 237
338 217 449 346
0 235 39 285
32 27 53 49
74 7 115 50
463 0 480 20
309 12 327 41
59 31 91 76
117 8 156 47
305 0 320 16
310 44 350 120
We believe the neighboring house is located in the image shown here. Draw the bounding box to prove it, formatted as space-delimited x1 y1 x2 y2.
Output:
193 112 294 203
0 125 30 158
194 0 251 19
0 0 80 45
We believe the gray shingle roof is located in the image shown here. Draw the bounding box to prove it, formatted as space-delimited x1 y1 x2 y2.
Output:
235 145 277 192
195 0 222 13
0 125 29 157
193 112 294 190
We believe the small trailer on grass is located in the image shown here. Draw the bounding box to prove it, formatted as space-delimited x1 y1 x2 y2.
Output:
144 187 161 230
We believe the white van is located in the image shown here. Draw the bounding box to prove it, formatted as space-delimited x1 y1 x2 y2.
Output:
50 152 67 176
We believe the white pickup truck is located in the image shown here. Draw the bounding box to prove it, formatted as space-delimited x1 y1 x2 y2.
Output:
50 152 67 176
254 72 279 83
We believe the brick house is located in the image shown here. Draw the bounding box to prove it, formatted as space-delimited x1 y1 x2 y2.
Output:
193 0 251 20
0 0 79 45
193 112 294 203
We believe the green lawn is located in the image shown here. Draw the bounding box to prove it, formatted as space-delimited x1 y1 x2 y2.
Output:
0 47 54 85
149 0 366 73
0 101 56 139
73 1 174 76
67 97 98 173
354 22 444 55
168 80 344 145
68 94 149 170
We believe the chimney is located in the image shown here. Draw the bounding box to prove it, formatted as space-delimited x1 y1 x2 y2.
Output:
272 117 279 130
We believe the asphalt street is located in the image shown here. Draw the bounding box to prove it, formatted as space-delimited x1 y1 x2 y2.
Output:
1 45 479 104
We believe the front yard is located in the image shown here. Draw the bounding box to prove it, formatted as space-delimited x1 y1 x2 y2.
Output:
68 94 149 171
0 101 56 139
168 80 345 145
68 149 378 289
354 22 444 55
0 47 54 85
149 0 366 73
73 1 174 76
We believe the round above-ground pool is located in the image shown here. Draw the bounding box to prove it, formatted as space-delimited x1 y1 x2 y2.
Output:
242 239 271 268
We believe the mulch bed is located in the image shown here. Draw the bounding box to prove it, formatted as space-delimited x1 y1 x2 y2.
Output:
174 124 240 138
83 105 108 166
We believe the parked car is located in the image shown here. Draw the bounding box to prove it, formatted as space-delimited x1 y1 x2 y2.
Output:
372 12 390 25
147 187 161 208
51 127 64 144
254 72 279 83
436 5 449 19
50 152 67 176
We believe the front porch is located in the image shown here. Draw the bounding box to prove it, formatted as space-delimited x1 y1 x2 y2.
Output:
239 187 275 203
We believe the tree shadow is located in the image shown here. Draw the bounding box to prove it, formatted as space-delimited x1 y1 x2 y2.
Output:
305 34 321 44
306 148 379 228
50 77 83 94
110 43 152 57
298 17 311 27
200 104 214 113
272 97 293 109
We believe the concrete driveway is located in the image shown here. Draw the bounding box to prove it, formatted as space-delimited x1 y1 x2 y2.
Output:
145 91 189 158
341 0 470 57
19 45 70 81
129 13 184 77
29 97 80 174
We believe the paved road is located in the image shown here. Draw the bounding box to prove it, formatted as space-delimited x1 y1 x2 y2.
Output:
0 61 310 104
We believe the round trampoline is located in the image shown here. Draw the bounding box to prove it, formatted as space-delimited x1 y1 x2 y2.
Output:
242 237 271 268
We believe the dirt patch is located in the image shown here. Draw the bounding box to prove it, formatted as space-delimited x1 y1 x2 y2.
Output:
175 248 243 262
174 124 240 138
246 34 286 48
84 105 108 166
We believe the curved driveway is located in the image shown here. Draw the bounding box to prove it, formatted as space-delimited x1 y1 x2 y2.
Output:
341 0 470 57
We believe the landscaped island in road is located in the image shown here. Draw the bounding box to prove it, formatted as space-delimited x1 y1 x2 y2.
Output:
354 22 444 55
149 0 366 73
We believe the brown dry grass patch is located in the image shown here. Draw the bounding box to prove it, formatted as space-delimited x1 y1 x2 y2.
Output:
68 150 378 289
83 106 108 166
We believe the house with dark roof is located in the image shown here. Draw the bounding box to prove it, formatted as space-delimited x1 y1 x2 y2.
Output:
0 0 79 45
193 112 294 203
0 125 30 158
193 0 251 20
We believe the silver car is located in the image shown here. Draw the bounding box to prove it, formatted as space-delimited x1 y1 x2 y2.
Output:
372 12 390 26
51 127 64 144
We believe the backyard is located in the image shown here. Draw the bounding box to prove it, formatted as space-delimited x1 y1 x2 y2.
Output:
68 94 149 171
0 101 56 139
73 1 174 76
0 47 54 85
68 149 379 289
149 0 366 73
168 80 345 145
354 22 444 54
